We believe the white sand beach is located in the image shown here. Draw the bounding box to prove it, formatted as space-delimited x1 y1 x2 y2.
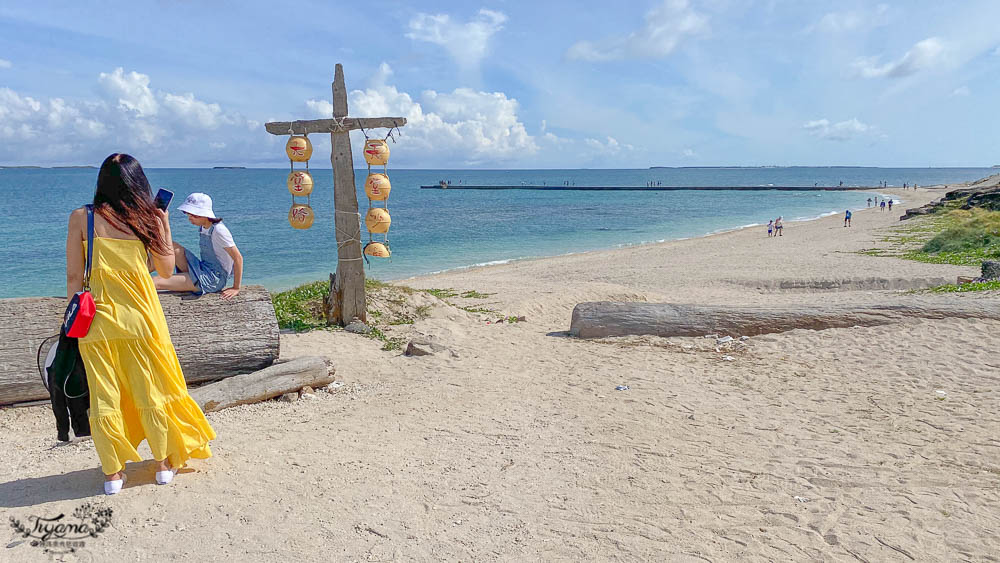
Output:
2 185 999 561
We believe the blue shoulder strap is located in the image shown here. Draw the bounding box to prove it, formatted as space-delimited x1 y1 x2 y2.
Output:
84 204 94 292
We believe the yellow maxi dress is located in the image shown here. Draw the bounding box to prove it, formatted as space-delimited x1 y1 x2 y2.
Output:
79 237 216 475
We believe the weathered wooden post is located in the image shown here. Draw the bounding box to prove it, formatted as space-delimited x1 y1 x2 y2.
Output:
265 64 406 325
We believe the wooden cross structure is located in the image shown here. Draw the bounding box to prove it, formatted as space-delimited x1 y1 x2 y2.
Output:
265 64 406 326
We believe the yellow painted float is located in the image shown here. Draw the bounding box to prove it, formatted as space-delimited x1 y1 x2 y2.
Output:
286 170 314 196
365 208 391 233
288 203 315 229
364 173 391 201
285 136 313 162
362 139 389 166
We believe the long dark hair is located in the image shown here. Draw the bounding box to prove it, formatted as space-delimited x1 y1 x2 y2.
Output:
93 153 170 255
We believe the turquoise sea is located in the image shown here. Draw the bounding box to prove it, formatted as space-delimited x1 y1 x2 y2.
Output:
0 167 992 298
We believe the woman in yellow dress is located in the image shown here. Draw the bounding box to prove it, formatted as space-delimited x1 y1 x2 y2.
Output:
65 153 216 495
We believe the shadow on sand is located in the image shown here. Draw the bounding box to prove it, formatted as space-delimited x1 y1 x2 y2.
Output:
0 460 184 507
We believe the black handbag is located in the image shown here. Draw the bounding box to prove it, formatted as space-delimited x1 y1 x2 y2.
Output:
43 331 90 399
38 331 91 441
37 205 95 441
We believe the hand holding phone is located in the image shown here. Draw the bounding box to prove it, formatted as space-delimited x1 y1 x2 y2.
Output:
153 188 174 211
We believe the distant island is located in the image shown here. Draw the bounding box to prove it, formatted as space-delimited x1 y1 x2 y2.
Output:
0 165 95 169
213 166 247 169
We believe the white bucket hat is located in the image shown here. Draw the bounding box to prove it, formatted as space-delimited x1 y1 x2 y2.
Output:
177 192 217 219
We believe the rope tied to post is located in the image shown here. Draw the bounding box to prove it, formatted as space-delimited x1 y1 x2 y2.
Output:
329 116 349 133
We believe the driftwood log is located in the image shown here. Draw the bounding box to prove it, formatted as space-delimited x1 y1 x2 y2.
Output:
0 286 279 405
570 301 1000 339
189 356 334 413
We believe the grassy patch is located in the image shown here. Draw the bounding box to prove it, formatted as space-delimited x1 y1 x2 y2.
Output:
460 305 496 314
271 281 330 332
423 288 459 299
366 278 413 294
864 207 1000 266
273 278 427 335
929 280 1000 293
369 326 407 351
918 208 1000 260
460 290 494 298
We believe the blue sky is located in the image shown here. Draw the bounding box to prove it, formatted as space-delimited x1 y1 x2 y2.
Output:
1 1 998 168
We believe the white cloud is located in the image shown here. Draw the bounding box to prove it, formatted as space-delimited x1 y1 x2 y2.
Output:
803 118 873 141
407 9 507 70
952 86 970 96
681 148 695 158
583 136 634 155
566 0 707 62
0 63 619 167
0 58 11 69
811 4 888 33
851 37 948 79
0 68 264 165
346 65 537 165
98 67 158 116
162 92 225 129
305 99 332 117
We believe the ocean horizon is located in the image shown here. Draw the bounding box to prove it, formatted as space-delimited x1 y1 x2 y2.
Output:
1 166 992 299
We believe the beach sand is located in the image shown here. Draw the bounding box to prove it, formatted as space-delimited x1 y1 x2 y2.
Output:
2 186 999 561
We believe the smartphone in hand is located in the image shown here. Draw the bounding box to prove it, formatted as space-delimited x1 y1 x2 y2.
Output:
153 188 174 211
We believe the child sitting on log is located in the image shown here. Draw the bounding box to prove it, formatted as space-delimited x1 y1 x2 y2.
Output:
151 192 244 299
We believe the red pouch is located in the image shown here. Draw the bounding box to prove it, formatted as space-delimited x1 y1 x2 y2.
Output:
64 291 96 338
64 204 96 338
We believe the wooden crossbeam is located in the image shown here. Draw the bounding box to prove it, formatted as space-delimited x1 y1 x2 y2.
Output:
265 117 406 136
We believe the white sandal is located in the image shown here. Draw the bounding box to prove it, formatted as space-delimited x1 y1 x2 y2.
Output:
104 473 126 495
155 467 178 485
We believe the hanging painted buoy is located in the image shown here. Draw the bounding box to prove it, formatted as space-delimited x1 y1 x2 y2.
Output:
362 139 390 166
365 208 391 234
285 136 313 162
288 203 315 230
364 173 392 201
286 170 314 196
364 241 391 258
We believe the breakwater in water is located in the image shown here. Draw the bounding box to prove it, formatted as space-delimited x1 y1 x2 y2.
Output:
421 185 871 191
2 167 994 298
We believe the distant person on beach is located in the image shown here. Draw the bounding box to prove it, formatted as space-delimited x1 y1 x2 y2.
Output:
66 153 215 495
151 193 243 299
767 220 774 237
880 200 886 212
844 209 852 227
888 199 893 211
774 216 783 236
867 197 872 207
